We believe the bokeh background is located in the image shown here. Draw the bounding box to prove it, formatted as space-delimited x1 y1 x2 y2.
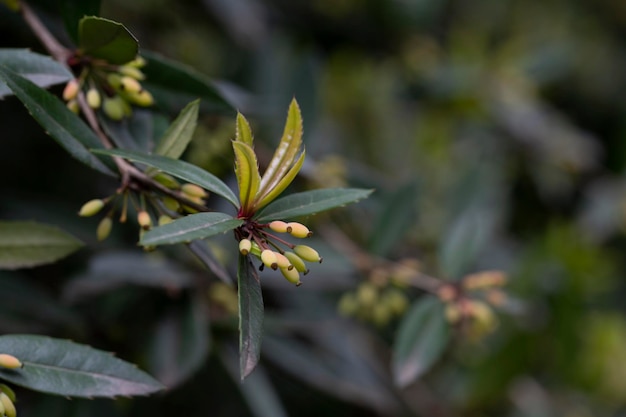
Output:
2 0 626 416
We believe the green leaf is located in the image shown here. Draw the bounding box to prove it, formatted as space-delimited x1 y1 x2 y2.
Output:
0 49 72 98
187 240 234 285
236 112 254 146
139 212 243 246
392 297 449 387
98 109 154 152
254 150 305 211
0 335 164 397
0 221 83 270
141 50 234 113
238 254 264 380
61 0 101 42
255 188 374 222
153 99 200 159
78 16 138 64
0 66 116 176
93 148 239 206
233 141 261 213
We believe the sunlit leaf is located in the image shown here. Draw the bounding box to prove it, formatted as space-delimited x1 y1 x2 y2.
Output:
0 221 83 270
236 112 254 146
233 141 261 213
78 16 138 64
238 255 264 380
0 334 164 397
253 150 305 211
0 49 72 98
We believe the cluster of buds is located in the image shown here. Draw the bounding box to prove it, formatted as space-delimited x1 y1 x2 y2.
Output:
153 173 209 215
0 354 20 417
236 220 322 286
62 55 153 120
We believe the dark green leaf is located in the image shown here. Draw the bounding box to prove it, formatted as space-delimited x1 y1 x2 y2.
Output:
154 99 199 159
148 293 210 388
140 212 242 246
187 240 234 285
255 188 373 222
0 334 164 397
78 16 138 64
93 148 239 206
98 109 154 152
392 297 449 387
238 254 264 380
0 49 72 98
61 0 101 42
141 50 234 113
0 66 116 175
0 221 83 270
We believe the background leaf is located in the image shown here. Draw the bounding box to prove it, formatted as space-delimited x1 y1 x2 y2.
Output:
392 297 449 387
238 255 264 380
0 334 164 397
140 212 242 246
93 148 239 206
0 221 83 270
153 99 200 159
0 66 115 175
0 49 72 98
61 0 101 42
78 16 138 64
255 188 373 222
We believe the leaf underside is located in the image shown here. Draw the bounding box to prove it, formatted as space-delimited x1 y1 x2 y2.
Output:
238 255 264 380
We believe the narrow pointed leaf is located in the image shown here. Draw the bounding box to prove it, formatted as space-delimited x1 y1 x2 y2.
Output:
392 297 449 387
233 141 261 212
257 99 303 195
0 66 115 175
255 188 373 222
154 99 200 159
236 112 254 146
78 16 138 64
93 148 239 206
0 334 164 397
140 212 242 246
0 221 83 270
0 49 72 98
254 150 305 211
238 255 264 380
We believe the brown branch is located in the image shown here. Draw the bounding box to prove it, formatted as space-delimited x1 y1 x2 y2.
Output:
20 2 70 63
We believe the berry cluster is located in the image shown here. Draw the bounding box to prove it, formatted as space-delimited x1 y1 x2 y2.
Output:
0 354 20 417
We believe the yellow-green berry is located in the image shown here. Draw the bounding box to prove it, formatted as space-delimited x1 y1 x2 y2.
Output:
127 89 154 106
86 88 101 109
62 79 79 101
338 293 359 316
158 215 173 226
0 385 16 403
261 249 278 270
280 266 301 286
127 56 147 68
239 239 252 255
103 97 125 120
287 222 312 238
119 65 146 80
120 76 142 93
0 392 16 417
97 217 113 241
153 172 180 189
269 220 289 233
107 73 123 88
284 251 308 274
137 211 152 229
356 282 378 307
181 183 208 198
78 199 104 217
162 197 181 212
293 245 322 263
66 99 79 114
274 252 292 269
0 354 22 369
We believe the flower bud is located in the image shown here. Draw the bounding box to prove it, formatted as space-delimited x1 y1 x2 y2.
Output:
0 354 22 369
261 249 278 270
153 172 180 189
269 220 289 233
158 215 173 226
97 217 112 241
0 392 16 417
293 245 322 263
274 252 292 269
287 222 312 238
66 99 79 114
137 211 152 229
78 199 104 217
120 76 142 93
119 65 146 80
62 79 79 101
127 89 154 106
239 239 252 255
280 266 301 286
181 183 208 198
284 251 308 274
103 97 125 120
86 87 101 109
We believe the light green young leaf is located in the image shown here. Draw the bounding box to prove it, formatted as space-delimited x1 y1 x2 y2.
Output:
233 141 261 213
238 255 264 380
0 334 164 397
154 99 200 159
0 49 72 98
0 66 116 175
392 297 449 387
78 16 138 64
93 148 239 206
236 112 254 146
139 212 243 246
255 188 373 222
0 221 83 270
254 150 305 211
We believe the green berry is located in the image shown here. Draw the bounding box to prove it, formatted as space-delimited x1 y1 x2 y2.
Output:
280 266 301 285
78 199 104 217
284 251 308 273
97 217 113 241
293 245 322 263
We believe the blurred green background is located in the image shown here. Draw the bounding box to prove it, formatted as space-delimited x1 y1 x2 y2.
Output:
2 0 626 416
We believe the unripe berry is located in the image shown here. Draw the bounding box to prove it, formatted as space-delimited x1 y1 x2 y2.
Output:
120 76 142 93
119 65 146 80
372 303 392 327
284 251 308 274
239 239 252 255
0 354 22 369
261 249 278 270
153 172 180 189
62 79 79 101
274 252 292 269
269 220 289 233
162 197 181 212
287 222 312 238
158 215 173 226
107 73 122 89
127 56 147 68
356 283 378 307
86 88 101 109
78 199 104 217
338 293 359 316
181 183 208 198
66 99 79 114
97 217 113 241
0 392 16 417
127 89 154 106
0 385 16 403
137 211 152 229
280 266 301 286
293 245 322 263
103 97 124 121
